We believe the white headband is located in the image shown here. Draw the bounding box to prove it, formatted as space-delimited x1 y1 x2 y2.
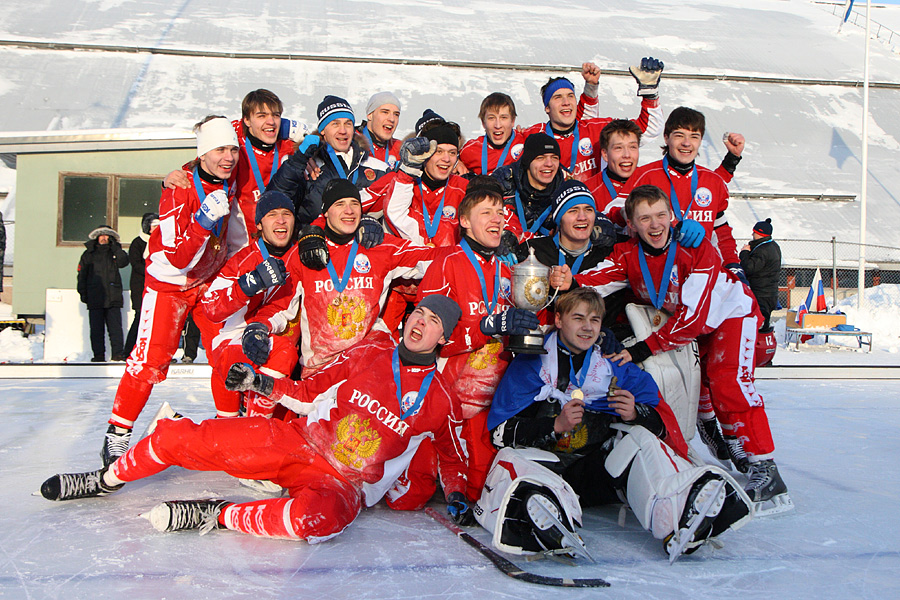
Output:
196 117 238 157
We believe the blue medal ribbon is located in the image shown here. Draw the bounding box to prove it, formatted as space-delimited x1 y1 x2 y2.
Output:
601 168 618 201
256 238 270 260
481 135 513 174
662 156 698 222
514 190 553 235
326 239 359 294
460 238 501 315
553 233 588 275
193 167 229 238
362 127 390 164
418 182 447 240
557 337 594 390
637 233 678 309
326 144 360 185
546 122 580 173
243 138 278 193
392 348 436 420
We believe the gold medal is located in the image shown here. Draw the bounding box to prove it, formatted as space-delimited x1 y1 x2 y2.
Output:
571 389 584 402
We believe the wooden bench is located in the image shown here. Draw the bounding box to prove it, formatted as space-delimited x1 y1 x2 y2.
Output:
0 318 33 335
784 327 873 352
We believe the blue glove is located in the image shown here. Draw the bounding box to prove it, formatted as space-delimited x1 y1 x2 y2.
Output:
447 491 475 526
297 225 329 270
399 137 436 178
496 230 519 267
296 134 320 155
675 219 705 248
194 189 230 231
357 215 384 249
629 56 664 97
599 326 624 355
242 322 270 365
725 262 750 286
225 362 274 396
238 257 288 297
279 118 309 143
480 308 540 337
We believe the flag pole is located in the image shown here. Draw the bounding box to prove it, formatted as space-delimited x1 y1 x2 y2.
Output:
857 0 870 311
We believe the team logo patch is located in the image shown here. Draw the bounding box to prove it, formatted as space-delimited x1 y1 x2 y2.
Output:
365 168 376 181
442 206 457 219
388 156 397 167
354 253 371 274
500 277 512 300
332 414 381 469
670 265 679 286
400 391 421 417
578 137 593 157
510 143 524 160
693 187 713 208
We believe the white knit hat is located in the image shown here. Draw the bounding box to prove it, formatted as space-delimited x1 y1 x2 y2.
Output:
196 117 239 157
366 91 401 116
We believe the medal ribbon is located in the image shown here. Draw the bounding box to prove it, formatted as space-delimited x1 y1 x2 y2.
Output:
545 122 580 173
553 233 588 275
256 238 270 260
637 234 678 309
243 138 278 192
418 182 447 240
362 127 389 164
193 167 229 239
662 156 698 222
326 239 359 294
392 348 436 420
481 136 513 174
514 190 552 235
460 238 501 315
557 337 594 390
601 168 618 201
326 144 360 185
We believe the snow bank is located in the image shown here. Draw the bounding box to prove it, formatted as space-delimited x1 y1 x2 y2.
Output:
834 284 900 351
0 327 43 363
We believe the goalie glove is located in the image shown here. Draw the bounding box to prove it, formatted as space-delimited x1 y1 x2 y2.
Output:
675 218 705 248
297 225 329 270
356 215 384 249
480 308 540 337
446 491 476 526
225 363 274 396
629 56 664 98
242 322 271 366
399 137 437 178
279 118 310 144
237 257 288 297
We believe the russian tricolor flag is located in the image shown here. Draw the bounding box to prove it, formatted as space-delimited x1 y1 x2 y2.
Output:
805 267 828 313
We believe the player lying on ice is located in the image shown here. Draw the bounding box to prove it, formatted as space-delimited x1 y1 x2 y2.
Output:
40 295 473 542
477 287 753 561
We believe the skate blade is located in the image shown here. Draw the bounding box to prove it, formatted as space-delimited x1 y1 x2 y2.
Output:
529 495 595 563
668 479 726 564
753 492 794 517
142 402 184 438
238 478 284 494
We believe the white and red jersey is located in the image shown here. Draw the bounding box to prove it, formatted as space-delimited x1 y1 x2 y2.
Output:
460 131 525 176
269 333 468 504
145 170 235 293
358 126 401 169
625 159 738 265
520 96 662 182
253 234 434 374
417 242 514 418
227 120 296 253
379 171 468 248
575 236 755 355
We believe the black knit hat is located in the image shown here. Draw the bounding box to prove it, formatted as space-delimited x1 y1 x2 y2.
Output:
753 218 773 236
416 294 462 340
423 123 459 149
141 212 159 234
321 178 361 214
255 190 294 224
519 133 560 171
415 109 444 136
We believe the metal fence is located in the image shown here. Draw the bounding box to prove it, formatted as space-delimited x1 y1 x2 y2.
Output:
827 1 900 51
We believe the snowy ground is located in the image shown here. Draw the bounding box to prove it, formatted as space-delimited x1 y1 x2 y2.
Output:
2 376 898 599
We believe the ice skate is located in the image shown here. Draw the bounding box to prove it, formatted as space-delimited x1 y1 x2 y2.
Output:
664 476 727 563
141 499 231 535
100 424 132 467
745 459 793 516
238 478 284 495
724 435 750 474
142 402 184 438
39 466 124 501
525 492 594 561
697 417 731 469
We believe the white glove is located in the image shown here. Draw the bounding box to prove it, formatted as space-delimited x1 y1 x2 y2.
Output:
194 189 230 231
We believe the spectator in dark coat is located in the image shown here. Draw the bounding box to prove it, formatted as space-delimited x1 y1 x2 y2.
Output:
123 213 158 357
77 225 129 362
0 210 6 294
740 218 781 332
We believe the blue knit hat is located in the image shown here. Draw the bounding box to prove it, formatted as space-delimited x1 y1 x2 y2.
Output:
255 190 294 224
317 95 355 131
551 180 596 224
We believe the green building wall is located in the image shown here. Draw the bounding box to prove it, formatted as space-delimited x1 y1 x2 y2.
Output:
12 147 196 315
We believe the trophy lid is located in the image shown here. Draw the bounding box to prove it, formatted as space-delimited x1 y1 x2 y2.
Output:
514 246 550 279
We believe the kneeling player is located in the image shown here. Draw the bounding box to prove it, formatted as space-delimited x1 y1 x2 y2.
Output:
479 288 752 561
40 295 471 542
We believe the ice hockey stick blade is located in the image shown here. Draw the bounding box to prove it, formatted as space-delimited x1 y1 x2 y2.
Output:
424 507 610 588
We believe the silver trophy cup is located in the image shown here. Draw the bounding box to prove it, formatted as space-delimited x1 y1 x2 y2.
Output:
509 247 550 354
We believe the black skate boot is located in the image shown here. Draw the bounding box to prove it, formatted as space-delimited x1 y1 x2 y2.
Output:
100 425 132 467
142 499 232 535
524 491 593 561
745 459 793 516
664 473 727 562
697 417 731 467
40 466 124 501
724 435 750 474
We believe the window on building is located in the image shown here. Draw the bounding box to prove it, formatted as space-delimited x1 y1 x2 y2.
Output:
58 173 163 246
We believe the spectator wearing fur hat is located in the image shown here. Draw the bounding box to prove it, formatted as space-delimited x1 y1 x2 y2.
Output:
740 218 781 331
77 225 129 362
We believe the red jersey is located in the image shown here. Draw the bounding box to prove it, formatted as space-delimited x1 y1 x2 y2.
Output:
358 125 401 169
575 237 755 355
417 242 514 417
459 131 526 175
270 333 467 504
625 159 738 265
145 170 235 293
381 171 468 248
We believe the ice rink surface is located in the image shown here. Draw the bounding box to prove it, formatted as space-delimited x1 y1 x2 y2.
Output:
2 376 898 599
